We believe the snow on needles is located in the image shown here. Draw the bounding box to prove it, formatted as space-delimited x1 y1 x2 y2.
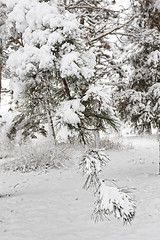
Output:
94 181 136 223
147 50 160 66
55 99 85 142
6 0 96 81
79 149 135 224
56 99 85 126
7 45 54 78
61 52 81 78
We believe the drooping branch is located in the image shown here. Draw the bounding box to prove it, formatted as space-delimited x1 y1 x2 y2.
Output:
83 111 119 131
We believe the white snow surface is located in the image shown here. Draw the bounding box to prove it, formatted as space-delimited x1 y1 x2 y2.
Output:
147 50 160 66
0 135 160 240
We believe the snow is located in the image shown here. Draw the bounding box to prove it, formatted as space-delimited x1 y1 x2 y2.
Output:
83 85 111 105
54 99 85 142
155 0 160 10
1 0 19 9
6 0 96 83
1 0 160 238
147 50 160 66
60 52 81 78
47 31 63 46
7 44 56 77
56 99 85 126
97 182 135 221
60 49 96 79
0 135 160 240
0 79 17 139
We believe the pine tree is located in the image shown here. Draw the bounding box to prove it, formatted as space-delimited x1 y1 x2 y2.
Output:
65 0 127 83
113 0 160 134
1 1 137 223
113 0 160 174
3 0 119 144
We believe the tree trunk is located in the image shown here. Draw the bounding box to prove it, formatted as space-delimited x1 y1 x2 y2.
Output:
158 131 160 175
46 98 56 144
47 108 56 144
94 116 100 149
94 130 100 149
0 64 2 103
0 39 2 104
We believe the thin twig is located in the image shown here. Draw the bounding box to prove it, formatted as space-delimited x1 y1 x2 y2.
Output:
66 5 119 13
90 16 136 43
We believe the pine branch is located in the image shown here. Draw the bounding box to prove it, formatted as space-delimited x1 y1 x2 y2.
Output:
83 111 119 131
79 150 136 224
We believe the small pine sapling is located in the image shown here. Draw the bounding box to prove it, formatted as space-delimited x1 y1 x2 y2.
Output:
79 149 136 224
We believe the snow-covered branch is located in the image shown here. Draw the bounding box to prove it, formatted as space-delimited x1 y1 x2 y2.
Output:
92 181 136 224
79 149 136 224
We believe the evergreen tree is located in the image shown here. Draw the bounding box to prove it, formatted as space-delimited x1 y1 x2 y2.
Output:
0 1 136 224
65 0 127 83
113 0 160 134
3 0 119 143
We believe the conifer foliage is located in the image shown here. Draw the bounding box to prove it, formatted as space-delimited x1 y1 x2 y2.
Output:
113 0 160 133
2 0 119 143
79 149 136 224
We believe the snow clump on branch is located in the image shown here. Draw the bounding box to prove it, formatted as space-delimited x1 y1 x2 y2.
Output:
79 149 136 224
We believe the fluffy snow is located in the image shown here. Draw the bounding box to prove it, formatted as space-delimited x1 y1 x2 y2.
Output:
56 99 85 126
6 0 96 82
54 99 85 142
147 50 160 66
0 79 18 136
97 181 135 220
82 85 116 118
7 44 55 77
60 52 81 78
81 49 96 79
1 0 19 9
1 0 160 238
47 31 63 46
60 49 96 79
83 85 111 104
0 135 160 240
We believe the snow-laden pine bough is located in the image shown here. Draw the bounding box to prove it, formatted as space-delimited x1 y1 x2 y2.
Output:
79 149 136 224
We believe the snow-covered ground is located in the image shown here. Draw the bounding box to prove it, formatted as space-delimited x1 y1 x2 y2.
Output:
0 135 159 240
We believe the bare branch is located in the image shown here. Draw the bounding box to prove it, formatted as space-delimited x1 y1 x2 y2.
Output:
90 16 136 43
10 37 24 47
66 5 119 13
